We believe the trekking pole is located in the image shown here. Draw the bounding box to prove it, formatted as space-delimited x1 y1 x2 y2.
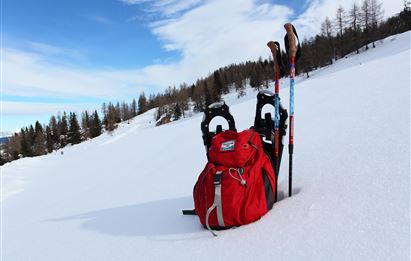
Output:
266 41 281 175
284 23 297 197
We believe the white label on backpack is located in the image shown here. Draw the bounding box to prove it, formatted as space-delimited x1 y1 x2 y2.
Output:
221 140 235 151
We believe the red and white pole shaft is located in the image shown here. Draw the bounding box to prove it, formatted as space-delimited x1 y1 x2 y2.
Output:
267 42 280 167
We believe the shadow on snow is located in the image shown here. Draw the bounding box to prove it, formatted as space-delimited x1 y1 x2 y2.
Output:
46 187 301 238
46 196 202 237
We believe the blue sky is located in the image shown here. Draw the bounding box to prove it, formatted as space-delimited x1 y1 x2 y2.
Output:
1 0 403 133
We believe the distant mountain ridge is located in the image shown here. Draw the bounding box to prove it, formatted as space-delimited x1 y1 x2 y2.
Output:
0 132 12 144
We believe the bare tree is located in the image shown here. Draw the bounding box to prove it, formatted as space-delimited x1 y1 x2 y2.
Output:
333 6 347 58
370 0 384 47
321 17 333 37
334 6 346 37
349 2 361 32
360 0 371 29
348 2 361 53
360 0 372 49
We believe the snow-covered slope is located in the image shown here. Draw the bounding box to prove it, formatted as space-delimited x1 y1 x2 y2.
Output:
2 32 410 261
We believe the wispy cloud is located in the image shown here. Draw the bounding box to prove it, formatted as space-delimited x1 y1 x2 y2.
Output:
29 41 86 62
29 42 62 55
120 0 204 17
153 0 203 16
88 15 112 24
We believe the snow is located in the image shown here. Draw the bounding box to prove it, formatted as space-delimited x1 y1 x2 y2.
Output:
1 32 410 261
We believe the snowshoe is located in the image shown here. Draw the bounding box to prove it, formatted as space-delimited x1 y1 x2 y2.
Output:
253 90 288 180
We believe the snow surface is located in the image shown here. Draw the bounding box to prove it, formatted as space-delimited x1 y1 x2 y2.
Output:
1 32 410 261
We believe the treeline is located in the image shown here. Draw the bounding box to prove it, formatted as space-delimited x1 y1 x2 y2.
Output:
0 97 148 165
154 59 279 123
1 111 100 164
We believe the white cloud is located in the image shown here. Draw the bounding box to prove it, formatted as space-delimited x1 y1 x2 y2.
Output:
146 0 293 85
3 48 142 100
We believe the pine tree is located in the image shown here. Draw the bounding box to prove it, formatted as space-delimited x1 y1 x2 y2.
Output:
298 41 314 78
235 77 246 98
20 128 32 157
102 102 108 126
115 102 121 123
45 126 54 153
81 111 90 139
28 125 35 147
203 81 214 107
138 92 148 115
33 121 46 156
131 98 137 117
49 116 59 146
68 112 82 144
213 70 224 96
90 110 102 138
173 103 182 120
59 113 69 147
250 63 263 90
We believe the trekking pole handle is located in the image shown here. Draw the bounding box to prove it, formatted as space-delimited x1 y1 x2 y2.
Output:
284 23 297 57
267 41 279 72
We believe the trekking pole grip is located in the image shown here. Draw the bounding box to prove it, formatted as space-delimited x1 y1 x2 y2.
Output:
284 23 297 57
267 41 279 72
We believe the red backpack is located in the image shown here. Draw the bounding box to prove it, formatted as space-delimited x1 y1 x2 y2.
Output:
194 129 276 234
182 93 288 236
